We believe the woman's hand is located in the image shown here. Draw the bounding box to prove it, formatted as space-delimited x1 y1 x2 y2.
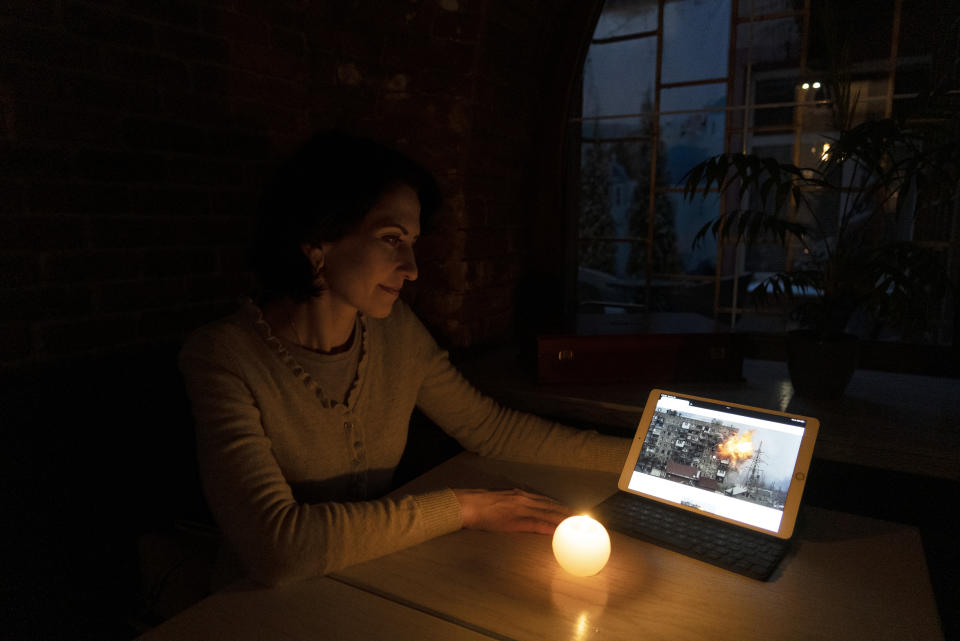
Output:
452 488 574 535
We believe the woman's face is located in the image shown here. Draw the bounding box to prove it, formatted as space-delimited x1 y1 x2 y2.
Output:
316 183 421 318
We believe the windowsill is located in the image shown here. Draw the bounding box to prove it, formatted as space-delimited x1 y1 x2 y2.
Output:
738 332 960 378
566 312 958 378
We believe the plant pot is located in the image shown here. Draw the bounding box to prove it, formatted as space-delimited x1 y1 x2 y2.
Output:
786 330 859 399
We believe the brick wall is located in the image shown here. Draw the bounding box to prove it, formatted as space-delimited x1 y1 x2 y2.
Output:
1 4 604 633
0 0 601 376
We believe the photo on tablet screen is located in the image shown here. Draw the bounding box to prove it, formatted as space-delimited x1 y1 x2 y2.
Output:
627 393 807 533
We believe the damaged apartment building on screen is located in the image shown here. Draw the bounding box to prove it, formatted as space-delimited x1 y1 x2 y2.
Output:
635 408 787 510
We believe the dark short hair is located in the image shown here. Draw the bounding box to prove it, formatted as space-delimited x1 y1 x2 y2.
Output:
251 131 441 302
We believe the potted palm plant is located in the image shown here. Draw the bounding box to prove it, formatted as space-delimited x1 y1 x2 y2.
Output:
681 115 958 398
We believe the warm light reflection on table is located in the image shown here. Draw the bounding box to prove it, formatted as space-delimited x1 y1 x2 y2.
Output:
550 566 609 619
574 612 589 640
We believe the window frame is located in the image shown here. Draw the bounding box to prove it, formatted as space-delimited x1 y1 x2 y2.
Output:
568 0 959 364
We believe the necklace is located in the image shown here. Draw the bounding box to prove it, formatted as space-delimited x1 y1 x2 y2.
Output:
284 303 356 354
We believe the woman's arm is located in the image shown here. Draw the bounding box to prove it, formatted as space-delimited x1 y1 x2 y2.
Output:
414 346 631 473
396 308 630 531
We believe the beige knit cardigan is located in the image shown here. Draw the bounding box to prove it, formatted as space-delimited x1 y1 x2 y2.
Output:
179 299 630 586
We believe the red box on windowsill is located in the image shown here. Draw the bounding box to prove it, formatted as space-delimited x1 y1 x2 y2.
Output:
536 313 743 384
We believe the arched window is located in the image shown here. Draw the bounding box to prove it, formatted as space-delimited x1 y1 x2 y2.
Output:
571 0 958 348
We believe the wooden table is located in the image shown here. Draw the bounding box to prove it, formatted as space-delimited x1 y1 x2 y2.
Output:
140 453 944 641
136 568 493 641
336 453 944 641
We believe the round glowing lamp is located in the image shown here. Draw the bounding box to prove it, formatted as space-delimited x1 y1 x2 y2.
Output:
552 515 611 577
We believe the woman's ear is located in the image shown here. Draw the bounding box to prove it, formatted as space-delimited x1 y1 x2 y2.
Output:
300 243 324 277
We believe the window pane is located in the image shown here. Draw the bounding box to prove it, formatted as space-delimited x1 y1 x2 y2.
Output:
665 191 720 275
648 276 716 316
594 0 659 39
808 77 889 132
736 17 802 67
732 17 804 130
748 74 800 130
578 239 647 296
659 83 727 185
745 137 793 163
577 0 956 346
579 139 682 276
660 83 727 112
583 37 657 118
649 193 684 274
662 0 731 84
581 116 651 141
744 241 788 274
580 141 648 277
737 0 803 18
795 133 832 170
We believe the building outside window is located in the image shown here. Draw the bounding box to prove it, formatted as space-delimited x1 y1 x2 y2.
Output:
572 0 958 347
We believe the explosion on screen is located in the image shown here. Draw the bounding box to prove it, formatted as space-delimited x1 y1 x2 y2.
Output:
715 430 755 468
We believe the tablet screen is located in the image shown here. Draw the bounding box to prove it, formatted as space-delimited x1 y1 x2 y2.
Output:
625 392 809 533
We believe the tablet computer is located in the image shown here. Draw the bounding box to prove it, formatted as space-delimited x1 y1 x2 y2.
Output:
615 389 819 539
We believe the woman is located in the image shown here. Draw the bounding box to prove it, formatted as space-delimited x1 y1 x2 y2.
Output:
179 132 630 586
